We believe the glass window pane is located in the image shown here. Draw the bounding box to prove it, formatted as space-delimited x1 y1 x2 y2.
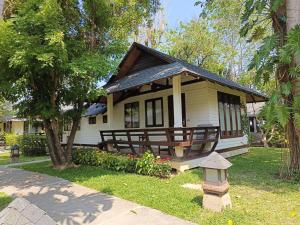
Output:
155 99 162 125
132 102 139 128
218 102 225 132
236 104 241 131
225 102 231 133
125 103 132 128
146 101 153 126
231 103 237 133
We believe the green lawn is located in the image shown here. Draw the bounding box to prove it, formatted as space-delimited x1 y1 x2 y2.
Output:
19 148 300 225
0 151 49 165
0 192 12 210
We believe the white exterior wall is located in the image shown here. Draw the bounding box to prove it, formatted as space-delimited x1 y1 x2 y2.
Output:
64 79 248 150
63 114 109 145
11 121 24 135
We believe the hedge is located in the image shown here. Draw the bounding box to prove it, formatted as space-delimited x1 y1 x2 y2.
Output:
73 149 172 178
19 134 47 156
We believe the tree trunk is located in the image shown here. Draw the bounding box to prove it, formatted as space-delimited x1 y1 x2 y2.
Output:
286 0 300 173
43 118 67 169
65 103 83 165
262 134 269 148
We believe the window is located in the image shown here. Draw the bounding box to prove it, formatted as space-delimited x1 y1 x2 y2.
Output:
145 98 164 127
63 119 80 131
124 102 139 128
103 115 107 123
63 119 72 131
218 92 242 138
88 116 96 125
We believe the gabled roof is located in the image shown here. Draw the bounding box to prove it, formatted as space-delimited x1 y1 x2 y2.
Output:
104 42 267 103
198 152 232 170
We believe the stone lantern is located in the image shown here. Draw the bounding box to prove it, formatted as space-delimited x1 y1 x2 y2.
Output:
198 152 232 212
10 144 20 163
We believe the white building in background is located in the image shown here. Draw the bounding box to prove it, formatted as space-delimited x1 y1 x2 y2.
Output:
0 116 44 135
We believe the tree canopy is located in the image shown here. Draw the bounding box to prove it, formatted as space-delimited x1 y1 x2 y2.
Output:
0 0 160 167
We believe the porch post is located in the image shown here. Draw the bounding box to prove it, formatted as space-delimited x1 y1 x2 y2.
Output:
172 75 184 157
107 93 114 129
173 75 183 127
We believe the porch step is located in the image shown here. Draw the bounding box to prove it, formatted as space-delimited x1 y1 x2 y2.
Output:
170 148 249 172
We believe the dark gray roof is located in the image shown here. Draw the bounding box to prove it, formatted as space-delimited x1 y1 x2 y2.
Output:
83 103 106 117
105 43 266 100
106 61 266 99
198 152 232 169
106 62 184 93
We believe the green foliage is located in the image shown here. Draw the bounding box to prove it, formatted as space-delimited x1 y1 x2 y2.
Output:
4 133 21 146
258 102 286 147
0 192 12 211
19 134 47 156
135 151 156 175
72 149 171 178
162 19 226 75
0 0 160 165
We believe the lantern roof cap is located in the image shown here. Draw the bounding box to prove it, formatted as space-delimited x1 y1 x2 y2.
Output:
199 152 232 170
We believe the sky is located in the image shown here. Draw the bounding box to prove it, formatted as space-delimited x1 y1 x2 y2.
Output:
161 0 201 29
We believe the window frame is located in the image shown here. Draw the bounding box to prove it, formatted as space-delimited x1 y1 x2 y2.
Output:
103 115 107 123
124 102 140 128
145 97 164 127
88 116 96 125
217 92 242 139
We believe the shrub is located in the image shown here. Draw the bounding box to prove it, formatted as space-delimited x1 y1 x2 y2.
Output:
73 149 172 178
4 133 21 146
19 134 47 156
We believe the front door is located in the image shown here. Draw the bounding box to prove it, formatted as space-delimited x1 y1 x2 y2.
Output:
168 93 186 127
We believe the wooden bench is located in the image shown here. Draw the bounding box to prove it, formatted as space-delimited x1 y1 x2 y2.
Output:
99 126 220 157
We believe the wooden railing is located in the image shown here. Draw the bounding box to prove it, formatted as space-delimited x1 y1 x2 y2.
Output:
99 126 220 157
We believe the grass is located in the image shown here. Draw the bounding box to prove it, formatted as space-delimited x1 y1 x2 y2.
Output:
19 148 300 225
0 192 12 210
0 151 49 165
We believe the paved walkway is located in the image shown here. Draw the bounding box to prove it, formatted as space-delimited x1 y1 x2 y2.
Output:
0 167 196 225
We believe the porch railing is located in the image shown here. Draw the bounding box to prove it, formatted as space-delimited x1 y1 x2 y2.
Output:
99 126 220 157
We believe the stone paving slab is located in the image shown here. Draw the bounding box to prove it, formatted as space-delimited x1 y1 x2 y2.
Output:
0 167 197 225
0 198 56 225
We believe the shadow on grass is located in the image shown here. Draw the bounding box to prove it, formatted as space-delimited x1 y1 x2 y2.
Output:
226 148 300 193
191 195 203 207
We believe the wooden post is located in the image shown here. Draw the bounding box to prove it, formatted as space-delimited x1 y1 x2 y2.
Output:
107 93 114 129
172 75 184 157
172 75 182 127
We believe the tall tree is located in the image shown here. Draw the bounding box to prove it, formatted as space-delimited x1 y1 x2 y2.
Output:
197 0 262 81
240 0 300 177
162 19 227 75
0 0 160 168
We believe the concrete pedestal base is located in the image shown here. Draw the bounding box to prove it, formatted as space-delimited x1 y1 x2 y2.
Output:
174 146 184 158
203 192 232 212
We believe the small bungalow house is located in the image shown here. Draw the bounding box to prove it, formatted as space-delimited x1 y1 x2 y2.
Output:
0 116 44 135
62 43 266 171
